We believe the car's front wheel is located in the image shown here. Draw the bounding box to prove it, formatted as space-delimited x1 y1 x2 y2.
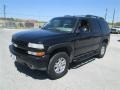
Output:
47 52 70 80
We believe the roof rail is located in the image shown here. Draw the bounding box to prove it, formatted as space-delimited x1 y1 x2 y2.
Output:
85 15 104 19
64 15 72 17
63 15 104 20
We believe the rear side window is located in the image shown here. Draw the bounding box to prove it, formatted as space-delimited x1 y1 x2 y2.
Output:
89 19 101 33
98 19 110 33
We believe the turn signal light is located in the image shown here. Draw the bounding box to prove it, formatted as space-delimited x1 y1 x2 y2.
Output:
36 52 45 56
28 51 45 56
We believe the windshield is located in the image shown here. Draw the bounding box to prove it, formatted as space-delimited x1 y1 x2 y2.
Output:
42 17 77 32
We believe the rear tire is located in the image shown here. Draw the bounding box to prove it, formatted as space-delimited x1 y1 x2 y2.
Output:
97 43 107 58
47 52 70 80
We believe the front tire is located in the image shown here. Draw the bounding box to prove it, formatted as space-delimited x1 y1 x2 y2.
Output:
47 52 70 80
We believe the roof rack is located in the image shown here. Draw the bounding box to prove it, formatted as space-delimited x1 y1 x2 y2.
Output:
85 15 104 19
64 15 104 19
64 15 72 17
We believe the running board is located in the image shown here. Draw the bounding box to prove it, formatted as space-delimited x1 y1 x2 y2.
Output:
73 51 98 62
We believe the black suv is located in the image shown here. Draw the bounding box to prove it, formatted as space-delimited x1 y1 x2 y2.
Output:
9 15 110 79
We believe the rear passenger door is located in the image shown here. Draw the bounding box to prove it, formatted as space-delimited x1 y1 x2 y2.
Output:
89 19 102 50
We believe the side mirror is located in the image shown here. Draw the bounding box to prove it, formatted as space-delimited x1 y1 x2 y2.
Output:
76 28 87 33
76 28 83 33
75 29 81 33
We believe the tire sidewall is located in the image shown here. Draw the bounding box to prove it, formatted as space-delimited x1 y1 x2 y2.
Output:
47 52 70 79
98 43 107 58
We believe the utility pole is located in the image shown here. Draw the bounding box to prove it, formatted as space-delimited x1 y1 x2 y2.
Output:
105 8 108 20
3 0 6 28
3 4 6 19
112 8 116 28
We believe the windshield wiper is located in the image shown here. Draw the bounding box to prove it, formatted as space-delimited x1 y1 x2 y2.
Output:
46 28 62 31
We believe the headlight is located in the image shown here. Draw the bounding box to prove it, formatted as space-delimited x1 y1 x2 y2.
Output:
28 43 44 49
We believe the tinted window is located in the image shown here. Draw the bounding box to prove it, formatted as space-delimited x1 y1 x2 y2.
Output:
89 19 101 33
98 19 110 33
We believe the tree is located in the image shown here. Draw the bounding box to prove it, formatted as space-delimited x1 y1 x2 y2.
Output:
115 22 120 26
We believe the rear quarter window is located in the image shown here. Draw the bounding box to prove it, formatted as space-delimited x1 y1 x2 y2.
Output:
98 19 110 34
89 19 101 33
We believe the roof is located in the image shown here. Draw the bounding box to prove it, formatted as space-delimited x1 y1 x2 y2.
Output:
63 15 104 20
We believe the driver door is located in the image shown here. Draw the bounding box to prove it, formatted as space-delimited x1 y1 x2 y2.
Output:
74 19 94 57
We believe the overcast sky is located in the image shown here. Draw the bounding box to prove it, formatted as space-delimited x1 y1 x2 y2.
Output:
0 0 120 22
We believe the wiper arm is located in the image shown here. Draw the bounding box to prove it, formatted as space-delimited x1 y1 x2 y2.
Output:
47 28 61 31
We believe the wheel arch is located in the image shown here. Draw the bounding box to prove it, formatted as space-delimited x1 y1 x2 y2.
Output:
102 39 109 44
47 43 74 62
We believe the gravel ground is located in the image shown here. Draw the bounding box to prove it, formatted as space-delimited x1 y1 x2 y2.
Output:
0 30 120 90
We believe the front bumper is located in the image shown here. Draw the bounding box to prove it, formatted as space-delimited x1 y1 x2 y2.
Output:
9 45 49 70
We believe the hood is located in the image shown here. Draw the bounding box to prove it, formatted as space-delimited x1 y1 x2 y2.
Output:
12 29 66 43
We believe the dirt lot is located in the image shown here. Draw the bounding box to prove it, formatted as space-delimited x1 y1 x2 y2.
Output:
0 30 120 90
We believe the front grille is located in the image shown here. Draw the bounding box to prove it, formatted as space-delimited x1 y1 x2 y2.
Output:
12 39 28 47
13 46 27 54
12 39 28 54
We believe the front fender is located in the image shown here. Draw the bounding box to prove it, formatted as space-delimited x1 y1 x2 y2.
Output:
47 42 74 62
47 42 74 53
